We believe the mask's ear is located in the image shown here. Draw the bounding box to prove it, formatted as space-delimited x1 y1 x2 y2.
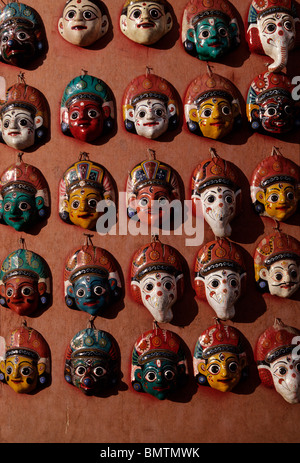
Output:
35 196 45 211
186 27 196 44
38 281 46 296
34 115 43 129
58 18 64 38
259 268 269 280
120 14 128 33
131 281 142 304
67 285 74 296
108 277 117 291
100 15 109 36
229 21 239 40
165 12 173 33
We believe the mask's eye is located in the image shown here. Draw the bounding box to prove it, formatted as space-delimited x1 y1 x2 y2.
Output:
130 8 142 20
94 366 106 377
199 29 210 39
267 193 279 203
265 107 277 117
83 10 97 21
228 362 238 373
164 281 173 291
4 202 11 211
154 108 164 117
210 279 220 288
6 288 13 297
164 369 175 380
275 272 283 281
145 282 154 292
88 109 100 119
76 288 85 297
230 279 238 288
285 105 292 115
6 365 13 375
2 35 9 43
222 105 231 115
296 362 300 373
71 200 80 209
225 194 233 204
158 196 168 205
286 191 295 201
145 371 157 382
70 111 79 120
19 202 31 211
138 197 149 207
94 286 104 296
88 199 97 209
291 269 298 279
75 366 86 376
20 366 33 376
21 286 35 296
207 195 215 203
201 108 212 118
19 119 29 127
208 364 220 374
265 22 276 33
284 20 293 31
3 120 10 128
16 31 30 41
218 27 228 37
149 8 162 20
66 9 76 20
278 366 287 376
137 110 146 118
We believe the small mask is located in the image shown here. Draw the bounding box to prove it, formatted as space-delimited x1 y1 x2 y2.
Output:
59 155 115 230
254 231 300 298
0 81 49 150
0 322 51 394
0 247 51 316
193 320 247 392
0 2 45 67
122 72 179 140
246 71 299 135
0 157 50 231
191 150 242 237
64 327 120 396
255 318 300 404
194 238 247 320
126 156 181 226
120 0 173 45
182 0 240 61
184 70 242 140
250 148 299 222
60 73 114 142
130 239 184 323
64 243 122 316
246 0 300 73
58 0 109 47
131 325 188 400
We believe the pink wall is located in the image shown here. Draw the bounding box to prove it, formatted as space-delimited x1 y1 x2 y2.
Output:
0 0 299 444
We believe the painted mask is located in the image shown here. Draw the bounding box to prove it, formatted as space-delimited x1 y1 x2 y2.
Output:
119 0 173 45
193 320 247 392
255 318 300 404
0 248 51 316
191 151 242 237
250 149 299 222
0 2 45 67
59 156 115 230
246 71 299 135
254 231 300 298
194 238 246 320
122 73 179 139
0 158 50 231
64 244 122 316
246 0 300 73
182 0 240 61
0 81 48 150
131 325 188 400
60 73 114 142
58 0 109 47
0 322 50 394
184 70 242 140
126 157 181 226
130 239 184 323
64 327 119 395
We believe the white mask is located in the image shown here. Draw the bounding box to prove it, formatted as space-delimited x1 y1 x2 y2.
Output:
200 186 236 237
260 258 300 298
134 98 169 139
270 353 300 404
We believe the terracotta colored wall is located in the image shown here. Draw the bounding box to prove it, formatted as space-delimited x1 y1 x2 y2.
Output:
0 0 299 444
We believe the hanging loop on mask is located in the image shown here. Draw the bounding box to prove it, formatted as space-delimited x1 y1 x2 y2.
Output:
271 146 283 158
79 151 90 161
148 148 156 160
83 233 94 246
146 66 153 77
17 71 26 84
88 315 97 329
19 237 27 249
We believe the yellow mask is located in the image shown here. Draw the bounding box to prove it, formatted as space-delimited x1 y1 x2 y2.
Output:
262 182 297 221
67 186 102 229
1 354 46 394
201 351 244 392
195 97 237 139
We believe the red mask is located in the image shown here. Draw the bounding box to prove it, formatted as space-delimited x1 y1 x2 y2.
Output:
68 99 104 142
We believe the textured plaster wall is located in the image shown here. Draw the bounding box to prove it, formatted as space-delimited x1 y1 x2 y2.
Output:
0 0 299 444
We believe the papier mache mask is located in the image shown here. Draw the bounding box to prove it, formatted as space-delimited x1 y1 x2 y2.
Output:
246 0 300 73
181 0 240 61
120 0 173 45
194 238 246 320
0 322 51 394
246 71 299 135
59 156 115 231
0 247 51 317
250 149 299 222
130 239 184 323
255 318 300 404
60 73 114 142
131 325 188 400
126 157 181 226
122 72 179 140
58 0 109 47
0 158 50 231
193 320 247 392
184 70 242 140
0 80 49 150
64 326 120 396
254 231 300 298
0 2 45 67
191 150 242 237
64 243 122 316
